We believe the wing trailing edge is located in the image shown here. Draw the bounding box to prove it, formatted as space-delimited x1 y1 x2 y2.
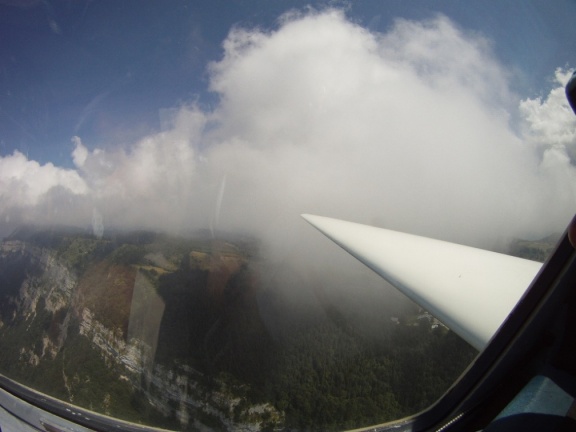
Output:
301 214 542 351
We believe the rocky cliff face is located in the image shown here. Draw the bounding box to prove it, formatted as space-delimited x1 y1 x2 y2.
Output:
1 240 72 316
0 231 283 431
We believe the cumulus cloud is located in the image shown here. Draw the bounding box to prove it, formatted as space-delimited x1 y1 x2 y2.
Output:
0 150 87 208
520 68 576 162
1 9 575 256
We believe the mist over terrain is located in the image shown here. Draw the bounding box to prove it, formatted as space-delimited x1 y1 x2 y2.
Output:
1 10 575 258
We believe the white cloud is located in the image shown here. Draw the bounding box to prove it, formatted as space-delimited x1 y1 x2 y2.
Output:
1 10 575 253
203 11 575 247
71 136 88 168
0 150 87 208
520 68 576 161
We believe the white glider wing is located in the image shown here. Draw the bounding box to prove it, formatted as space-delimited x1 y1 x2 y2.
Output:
302 214 542 351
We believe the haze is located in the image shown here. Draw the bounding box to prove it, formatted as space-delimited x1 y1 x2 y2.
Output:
1 10 575 258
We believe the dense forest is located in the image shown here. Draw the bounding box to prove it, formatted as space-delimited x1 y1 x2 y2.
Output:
147 243 477 430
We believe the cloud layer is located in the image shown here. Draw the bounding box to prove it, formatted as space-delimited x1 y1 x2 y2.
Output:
1 10 575 256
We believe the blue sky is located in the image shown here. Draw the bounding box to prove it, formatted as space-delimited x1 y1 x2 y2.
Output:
1 0 575 164
0 0 575 249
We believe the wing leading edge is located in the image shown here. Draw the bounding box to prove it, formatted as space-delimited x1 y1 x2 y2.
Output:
301 214 542 351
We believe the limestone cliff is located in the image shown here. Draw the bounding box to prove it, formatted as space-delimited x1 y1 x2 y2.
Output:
0 230 283 431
